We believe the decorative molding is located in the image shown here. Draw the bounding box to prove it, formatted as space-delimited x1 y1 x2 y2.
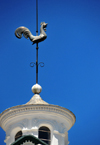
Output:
0 105 73 145
22 119 29 128
0 105 75 132
59 123 67 134
32 118 39 127
6 118 29 138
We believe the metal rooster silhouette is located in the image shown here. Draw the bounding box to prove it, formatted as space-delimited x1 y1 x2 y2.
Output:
15 22 48 45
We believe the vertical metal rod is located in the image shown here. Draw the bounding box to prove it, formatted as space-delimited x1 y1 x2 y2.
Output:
36 45 38 84
36 0 38 84
36 0 38 36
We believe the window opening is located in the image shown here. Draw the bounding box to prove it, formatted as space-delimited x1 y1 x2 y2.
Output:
15 130 22 141
39 126 51 145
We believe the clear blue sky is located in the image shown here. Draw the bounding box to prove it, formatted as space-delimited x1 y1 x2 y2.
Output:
0 0 100 145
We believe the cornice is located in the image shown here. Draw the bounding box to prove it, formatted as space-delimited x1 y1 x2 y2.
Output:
0 104 76 131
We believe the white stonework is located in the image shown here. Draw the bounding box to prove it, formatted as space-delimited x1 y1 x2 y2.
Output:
0 84 75 145
0 103 75 145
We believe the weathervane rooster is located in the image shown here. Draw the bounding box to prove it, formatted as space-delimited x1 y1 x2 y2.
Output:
15 22 48 45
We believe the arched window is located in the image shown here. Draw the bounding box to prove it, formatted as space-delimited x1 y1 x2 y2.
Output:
15 130 22 141
38 126 51 145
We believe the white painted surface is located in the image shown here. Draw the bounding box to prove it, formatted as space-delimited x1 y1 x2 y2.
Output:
0 104 75 145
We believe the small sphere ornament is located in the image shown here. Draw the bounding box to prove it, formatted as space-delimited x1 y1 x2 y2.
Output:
31 83 42 94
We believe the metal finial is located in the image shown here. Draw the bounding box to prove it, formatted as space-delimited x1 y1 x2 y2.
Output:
14 0 48 84
31 83 42 94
